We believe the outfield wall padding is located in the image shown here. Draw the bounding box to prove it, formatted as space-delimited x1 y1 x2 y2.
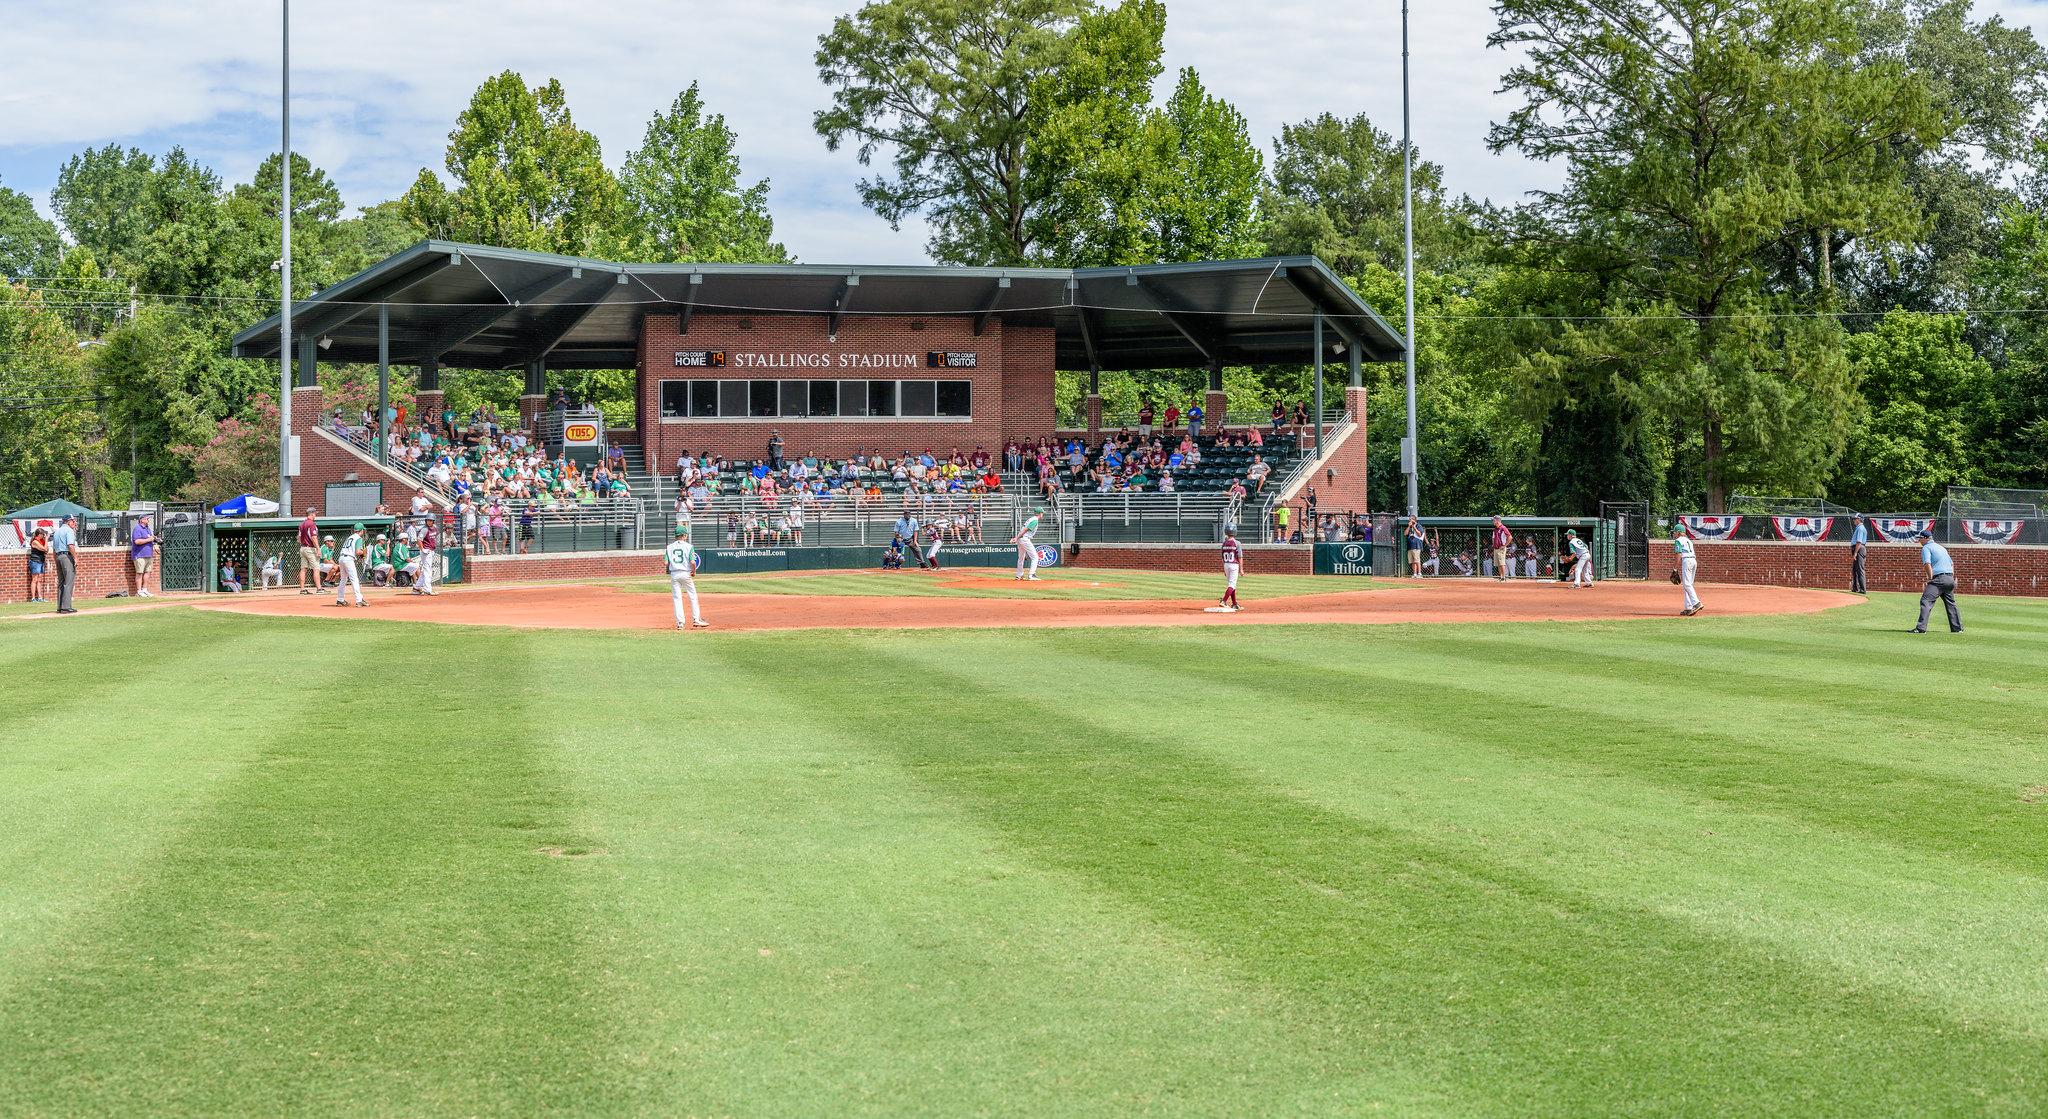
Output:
461 542 1312 582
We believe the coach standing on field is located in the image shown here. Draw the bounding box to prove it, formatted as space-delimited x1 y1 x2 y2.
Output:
1911 530 1963 634
1850 514 1869 595
50 514 79 614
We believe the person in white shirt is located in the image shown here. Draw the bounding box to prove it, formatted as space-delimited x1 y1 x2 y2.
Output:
333 524 368 607
410 490 431 516
1673 526 1703 615
259 554 284 589
664 525 709 629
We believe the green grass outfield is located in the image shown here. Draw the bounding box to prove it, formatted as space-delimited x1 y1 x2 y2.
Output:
3 587 2046 1116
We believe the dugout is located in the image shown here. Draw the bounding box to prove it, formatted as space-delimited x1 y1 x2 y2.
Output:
1313 516 1618 580
201 515 469 591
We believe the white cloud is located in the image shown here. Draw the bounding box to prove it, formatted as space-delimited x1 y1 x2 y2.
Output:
12 0 2048 263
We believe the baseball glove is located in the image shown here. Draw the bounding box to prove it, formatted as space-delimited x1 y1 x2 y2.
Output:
1668 568 1682 584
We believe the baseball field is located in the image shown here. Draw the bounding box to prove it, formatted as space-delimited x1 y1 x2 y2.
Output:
5 571 2046 1116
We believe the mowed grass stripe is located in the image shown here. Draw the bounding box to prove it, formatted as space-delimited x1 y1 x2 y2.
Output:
0 616 329 994
525 629 1475 1116
1012 623 2048 1032
1200 613 2048 879
634 568 1350 601
847 634 2048 1115
0 619 632 1118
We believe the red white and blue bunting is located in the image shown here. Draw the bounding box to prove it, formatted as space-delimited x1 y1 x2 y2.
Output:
1771 516 1834 542
1870 517 1933 543
1963 519 2025 545
1680 515 1742 540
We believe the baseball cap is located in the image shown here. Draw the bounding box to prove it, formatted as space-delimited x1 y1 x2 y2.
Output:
1915 529 1934 540
351 522 366 531
674 524 690 536
1565 529 1577 537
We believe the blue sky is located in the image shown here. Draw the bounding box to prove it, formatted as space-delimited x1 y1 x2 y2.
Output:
4 0 2044 266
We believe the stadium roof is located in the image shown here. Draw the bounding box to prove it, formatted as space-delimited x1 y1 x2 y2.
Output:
229 241 1405 372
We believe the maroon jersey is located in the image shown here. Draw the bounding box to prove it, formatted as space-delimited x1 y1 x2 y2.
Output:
1221 539 1244 566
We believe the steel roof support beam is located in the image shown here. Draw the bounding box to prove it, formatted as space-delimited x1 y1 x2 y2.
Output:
677 272 703 334
827 274 859 341
415 269 587 363
290 251 461 354
973 276 1010 336
1128 276 1219 365
1278 268 1364 355
512 275 626 365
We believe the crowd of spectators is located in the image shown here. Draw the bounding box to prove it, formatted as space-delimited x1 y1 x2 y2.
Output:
332 404 636 511
670 442 1006 512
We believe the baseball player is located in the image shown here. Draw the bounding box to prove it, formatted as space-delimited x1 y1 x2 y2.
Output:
665 524 709 629
1011 508 1042 580
414 517 438 595
1219 526 1244 611
1673 524 1703 616
921 520 945 571
333 522 368 607
1565 528 1593 588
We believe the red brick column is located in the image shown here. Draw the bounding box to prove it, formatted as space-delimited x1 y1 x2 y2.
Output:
1204 390 1227 435
1085 394 1103 441
519 395 546 431
414 390 445 433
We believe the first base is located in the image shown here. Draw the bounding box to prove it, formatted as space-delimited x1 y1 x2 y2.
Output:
1203 606 1235 613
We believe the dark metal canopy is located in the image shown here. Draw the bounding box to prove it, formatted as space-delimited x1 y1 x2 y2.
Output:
230 240 1405 371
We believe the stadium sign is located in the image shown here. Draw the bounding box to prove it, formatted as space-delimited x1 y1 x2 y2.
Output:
1313 541 1376 577
561 423 601 447
672 350 979 370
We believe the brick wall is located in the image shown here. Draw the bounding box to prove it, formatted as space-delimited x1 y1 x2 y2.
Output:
638 312 1035 465
1066 543 1313 575
1 546 157 605
285 385 446 515
1686 539 2048 597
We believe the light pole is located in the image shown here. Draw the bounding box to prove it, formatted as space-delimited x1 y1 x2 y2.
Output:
278 0 294 513
1400 0 1420 519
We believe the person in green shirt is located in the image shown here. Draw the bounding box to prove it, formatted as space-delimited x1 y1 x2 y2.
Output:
367 538 394 586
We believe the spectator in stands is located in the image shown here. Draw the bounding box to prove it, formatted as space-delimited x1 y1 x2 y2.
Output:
25 527 50 602
1247 454 1272 494
1247 425 1263 448
1271 402 1286 432
1185 400 1203 437
1273 502 1290 542
1158 471 1176 494
1293 401 1309 428
1138 401 1155 439
1164 402 1180 433
1303 485 1317 523
219 560 243 592
768 431 785 470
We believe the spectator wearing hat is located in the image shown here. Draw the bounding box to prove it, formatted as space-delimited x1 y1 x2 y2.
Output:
1911 530 1962 633
129 516 157 597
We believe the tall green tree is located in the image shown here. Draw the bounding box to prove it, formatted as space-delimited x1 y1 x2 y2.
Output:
1260 113 1465 277
401 71 622 255
1831 311 1991 510
49 144 154 275
1489 0 1948 511
0 285 102 510
0 179 61 279
615 84 788 263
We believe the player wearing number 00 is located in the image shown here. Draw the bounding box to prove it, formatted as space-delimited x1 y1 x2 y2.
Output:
665 525 709 629
1218 526 1243 612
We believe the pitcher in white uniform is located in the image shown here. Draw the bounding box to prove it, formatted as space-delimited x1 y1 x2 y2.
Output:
665 525 709 629
1011 509 1042 580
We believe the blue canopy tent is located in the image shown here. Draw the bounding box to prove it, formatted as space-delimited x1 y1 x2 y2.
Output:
211 494 281 518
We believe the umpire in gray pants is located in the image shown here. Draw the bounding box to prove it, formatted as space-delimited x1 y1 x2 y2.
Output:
1911 530 1962 634
51 514 79 614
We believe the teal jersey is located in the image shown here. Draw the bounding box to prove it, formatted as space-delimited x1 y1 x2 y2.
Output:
1020 515 1040 536
1570 538 1591 559
1673 536 1694 559
665 539 697 576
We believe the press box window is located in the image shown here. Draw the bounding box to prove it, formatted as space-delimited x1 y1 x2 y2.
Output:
900 379 937 417
748 380 778 417
936 380 971 417
688 381 718 418
659 381 688 417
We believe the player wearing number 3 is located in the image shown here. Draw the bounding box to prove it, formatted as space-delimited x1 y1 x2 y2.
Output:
1011 508 1042 580
665 525 709 629
1218 527 1243 612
